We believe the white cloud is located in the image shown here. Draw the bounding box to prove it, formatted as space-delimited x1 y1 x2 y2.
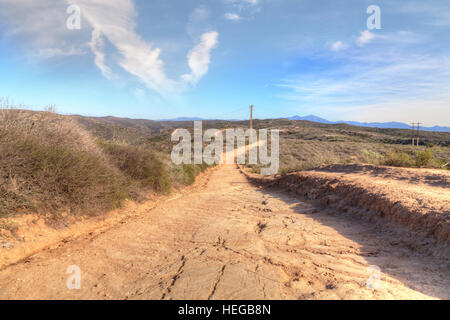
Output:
0 0 219 94
330 41 347 51
88 29 116 80
182 31 219 85
226 0 259 6
37 46 85 59
280 53 450 103
278 43 450 126
70 0 178 93
224 13 241 21
0 0 83 58
330 31 420 53
356 30 377 46
225 0 261 15
221 0 262 23
350 30 420 49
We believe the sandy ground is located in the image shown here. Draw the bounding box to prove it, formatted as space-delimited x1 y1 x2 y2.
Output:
0 164 448 300
245 163 450 243
313 164 449 217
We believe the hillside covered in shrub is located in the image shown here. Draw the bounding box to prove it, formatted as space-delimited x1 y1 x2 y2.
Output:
0 109 207 217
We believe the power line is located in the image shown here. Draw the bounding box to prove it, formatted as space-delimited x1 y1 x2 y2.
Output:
411 122 422 147
411 122 416 146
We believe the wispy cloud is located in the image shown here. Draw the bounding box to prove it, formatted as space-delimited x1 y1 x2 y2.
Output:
0 0 81 57
182 31 219 85
88 29 116 80
75 0 220 94
73 0 177 93
278 32 450 125
37 46 85 59
280 54 450 103
330 41 347 51
226 0 259 7
224 13 241 21
356 30 376 46
224 0 261 18
0 0 219 94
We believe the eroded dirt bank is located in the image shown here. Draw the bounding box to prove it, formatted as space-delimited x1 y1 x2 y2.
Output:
0 164 448 299
242 164 449 244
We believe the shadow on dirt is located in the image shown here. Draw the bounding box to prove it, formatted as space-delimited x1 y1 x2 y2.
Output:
251 182 450 299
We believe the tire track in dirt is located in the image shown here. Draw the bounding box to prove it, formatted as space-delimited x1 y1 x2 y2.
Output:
0 164 448 299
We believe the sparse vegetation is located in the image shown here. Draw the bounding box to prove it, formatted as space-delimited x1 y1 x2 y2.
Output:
180 163 209 185
0 109 210 218
0 107 448 218
382 150 415 167
0 110 127 216
244 119 449 174
99 140 171 194
415 149 434 167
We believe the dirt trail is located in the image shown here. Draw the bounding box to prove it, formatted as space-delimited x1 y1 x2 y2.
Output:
0 164 448 299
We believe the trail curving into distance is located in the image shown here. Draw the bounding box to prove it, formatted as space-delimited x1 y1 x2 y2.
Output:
0 163 448 299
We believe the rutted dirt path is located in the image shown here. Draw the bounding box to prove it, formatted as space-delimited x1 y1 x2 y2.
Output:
0 164 448 299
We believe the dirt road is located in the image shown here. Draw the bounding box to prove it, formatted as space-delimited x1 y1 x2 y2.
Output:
0 164 448 299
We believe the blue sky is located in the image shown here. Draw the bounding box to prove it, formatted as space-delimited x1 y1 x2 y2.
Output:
0 0 449 125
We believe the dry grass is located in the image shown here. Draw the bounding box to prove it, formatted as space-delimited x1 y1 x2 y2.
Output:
244 120 450 174
0 108 212 218
0 109 127 216
99 140 171 194
1 106 447 217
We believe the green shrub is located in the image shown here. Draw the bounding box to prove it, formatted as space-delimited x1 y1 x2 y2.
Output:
0 109 214 218
0 131 127 215
178 162 211 185
99 141 171 194
359 149 382 164
415 149 433 167
381 150 414 167
182 164 196 185
197 162 208 173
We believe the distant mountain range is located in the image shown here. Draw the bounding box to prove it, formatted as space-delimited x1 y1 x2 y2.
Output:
157 115 450 132
286 115 450 132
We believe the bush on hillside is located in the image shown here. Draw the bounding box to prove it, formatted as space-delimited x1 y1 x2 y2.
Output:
98 140 171 194
381 150 414 167
0 127 127 216
415 149 433 167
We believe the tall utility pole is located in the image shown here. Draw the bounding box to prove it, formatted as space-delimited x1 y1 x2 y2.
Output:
411 122 422 147
411 122 416 146
416 122 421 147
250 105 253 129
